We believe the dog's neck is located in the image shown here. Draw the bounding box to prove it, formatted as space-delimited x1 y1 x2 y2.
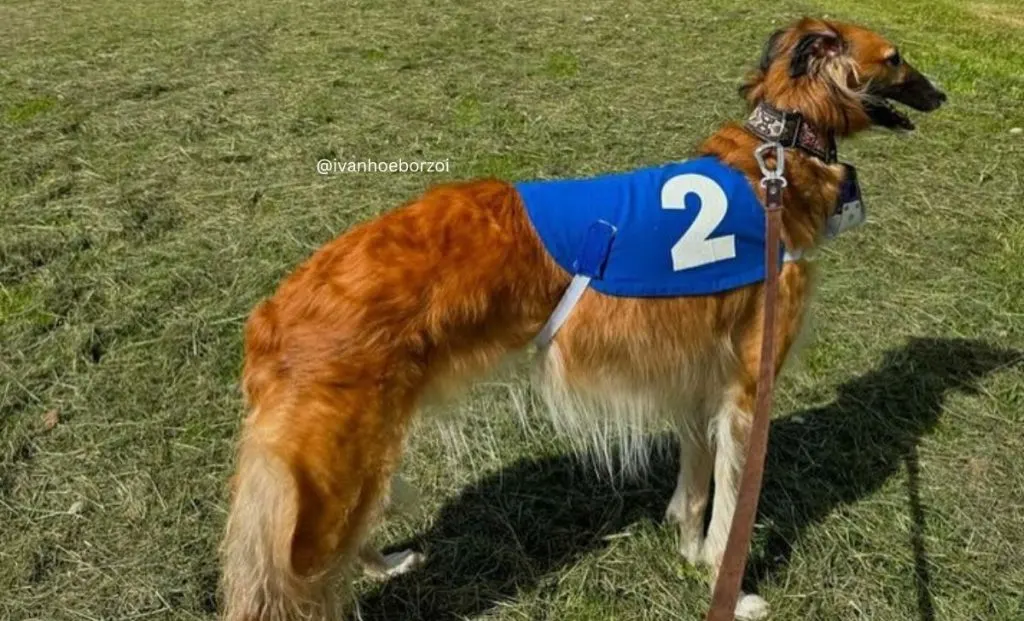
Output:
744 101 838 164
698 118 846 253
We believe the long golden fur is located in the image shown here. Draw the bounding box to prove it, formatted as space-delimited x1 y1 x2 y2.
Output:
220 17 946 621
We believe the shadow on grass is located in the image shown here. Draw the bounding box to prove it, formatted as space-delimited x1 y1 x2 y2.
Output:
356 337 1021 620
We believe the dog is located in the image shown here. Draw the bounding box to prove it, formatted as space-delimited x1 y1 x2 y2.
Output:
220 16 946 621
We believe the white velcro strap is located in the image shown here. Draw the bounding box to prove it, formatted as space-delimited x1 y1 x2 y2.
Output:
533 273 592 348
783 248 803 262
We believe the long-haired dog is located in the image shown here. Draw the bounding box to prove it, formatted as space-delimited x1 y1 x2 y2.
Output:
220 17 946 621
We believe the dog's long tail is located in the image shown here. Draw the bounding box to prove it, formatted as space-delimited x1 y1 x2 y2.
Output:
220 407 358 621
222 300 327 620
221 391 413 621
221 300 394 621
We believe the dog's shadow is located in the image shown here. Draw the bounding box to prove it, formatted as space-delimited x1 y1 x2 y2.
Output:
356 337 1021 620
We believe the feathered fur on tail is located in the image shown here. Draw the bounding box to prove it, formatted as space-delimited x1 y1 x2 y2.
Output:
220 423 351 621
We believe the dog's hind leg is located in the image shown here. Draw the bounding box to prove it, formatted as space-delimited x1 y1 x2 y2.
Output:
359 474 425 579
384 474 420 517
359 546 426 579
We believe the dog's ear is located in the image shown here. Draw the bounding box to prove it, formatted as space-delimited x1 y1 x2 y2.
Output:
758 29 786 72
739 28 786 100
789 31 844 77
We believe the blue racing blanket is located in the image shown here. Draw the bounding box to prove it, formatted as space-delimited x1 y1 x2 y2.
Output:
516 156 783 297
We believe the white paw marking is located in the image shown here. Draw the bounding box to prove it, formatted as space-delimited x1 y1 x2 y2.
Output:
679 534 704 566
664 501 682 524
380 549 425 577
735 593 770 620
665 500 705 565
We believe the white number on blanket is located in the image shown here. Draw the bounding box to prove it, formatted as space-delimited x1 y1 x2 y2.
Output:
661 173 736 270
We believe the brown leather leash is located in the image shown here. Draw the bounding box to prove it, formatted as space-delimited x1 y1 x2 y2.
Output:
705 143 787 621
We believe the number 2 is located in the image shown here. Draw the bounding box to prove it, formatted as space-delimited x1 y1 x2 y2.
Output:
660 173 735 270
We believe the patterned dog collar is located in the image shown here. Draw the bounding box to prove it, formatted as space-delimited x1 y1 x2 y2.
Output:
745 101 838 164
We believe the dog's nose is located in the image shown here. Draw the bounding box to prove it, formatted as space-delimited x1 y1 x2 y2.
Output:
923 89 948 111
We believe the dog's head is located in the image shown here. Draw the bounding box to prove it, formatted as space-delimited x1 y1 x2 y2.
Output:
739 18 947 135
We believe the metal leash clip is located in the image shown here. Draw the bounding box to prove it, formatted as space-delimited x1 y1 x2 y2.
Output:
754 142 787 189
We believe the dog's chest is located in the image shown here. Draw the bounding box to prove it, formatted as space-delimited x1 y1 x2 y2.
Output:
516 157 785 297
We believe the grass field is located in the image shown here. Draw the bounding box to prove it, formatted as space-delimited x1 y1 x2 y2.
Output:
2 0 1024 619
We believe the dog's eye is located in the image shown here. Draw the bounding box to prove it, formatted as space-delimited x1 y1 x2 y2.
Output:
886 51 902 67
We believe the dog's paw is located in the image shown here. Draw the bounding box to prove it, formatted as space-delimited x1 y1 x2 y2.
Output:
734 593 769 620
664 500 684 525
702 543 725 569
379 549 425 577
678 533 704 566
665 502 705 565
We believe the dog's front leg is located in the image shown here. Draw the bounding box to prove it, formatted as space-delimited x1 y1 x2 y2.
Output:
703 386 770 621
665 420 713 566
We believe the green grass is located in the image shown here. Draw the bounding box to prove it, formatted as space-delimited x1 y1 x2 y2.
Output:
2 0 1023 619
